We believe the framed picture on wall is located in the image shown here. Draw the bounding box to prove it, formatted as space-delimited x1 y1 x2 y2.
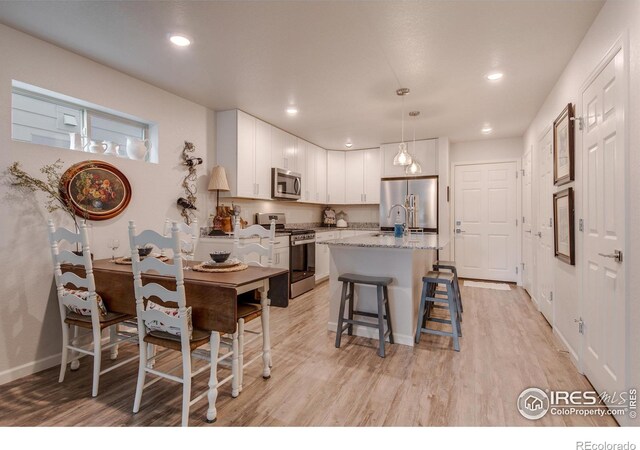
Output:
553 103 575 185
553 187 575 265
60 160 132 221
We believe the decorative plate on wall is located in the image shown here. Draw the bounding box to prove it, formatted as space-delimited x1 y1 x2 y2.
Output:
60 160 132 221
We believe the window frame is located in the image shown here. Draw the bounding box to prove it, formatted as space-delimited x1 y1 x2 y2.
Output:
11 83 153 162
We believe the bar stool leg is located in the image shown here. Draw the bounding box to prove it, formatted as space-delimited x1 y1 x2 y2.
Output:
383 286 394 344
415 281 428 344
376 286 386 357
347 282 355 336
448 284 460 352
335 281 348 349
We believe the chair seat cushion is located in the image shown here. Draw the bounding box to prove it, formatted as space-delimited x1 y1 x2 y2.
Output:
238 302 262 323
63 288 108 318
65 311 134 330
144 328 210 352
145 300 193 339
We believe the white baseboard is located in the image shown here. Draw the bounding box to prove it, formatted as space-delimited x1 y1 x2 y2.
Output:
0 352 62 386
327 321 415 347
554 327 581 371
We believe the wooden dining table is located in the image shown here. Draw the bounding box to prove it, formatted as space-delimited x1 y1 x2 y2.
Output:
65 259 289 335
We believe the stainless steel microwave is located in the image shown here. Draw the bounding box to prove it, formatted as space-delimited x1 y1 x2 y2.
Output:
272 168 301 200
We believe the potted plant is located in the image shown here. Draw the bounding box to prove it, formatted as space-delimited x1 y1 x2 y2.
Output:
7 159 90 255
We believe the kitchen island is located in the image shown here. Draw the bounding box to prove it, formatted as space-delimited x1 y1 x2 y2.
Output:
322 232 448 346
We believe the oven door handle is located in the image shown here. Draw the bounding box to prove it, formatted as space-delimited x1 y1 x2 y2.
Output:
291 239 316 246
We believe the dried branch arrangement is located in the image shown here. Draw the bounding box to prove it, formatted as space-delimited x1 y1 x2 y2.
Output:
7 159 88 228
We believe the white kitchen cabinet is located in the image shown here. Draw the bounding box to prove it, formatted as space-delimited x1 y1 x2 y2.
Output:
316 146 327 203
304 141 317 203
272 127 297 171
297 138 310 202
236 111 255 198
345 151 364 204
315 231 336 281
327 151 345 204
382 139 437 178
344 148 381 204
255 118 272 199
261 235 289 269
363 148 381 203
216 110 271 200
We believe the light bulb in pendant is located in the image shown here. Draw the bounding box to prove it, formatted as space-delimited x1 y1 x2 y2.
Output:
405 160 422 175
393 142 412 166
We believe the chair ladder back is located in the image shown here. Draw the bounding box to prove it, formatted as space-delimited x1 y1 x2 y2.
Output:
233 218 275 267
47 219 100 320
129 221 190 347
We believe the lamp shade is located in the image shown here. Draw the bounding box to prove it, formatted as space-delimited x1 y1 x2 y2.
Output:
208 166 230 191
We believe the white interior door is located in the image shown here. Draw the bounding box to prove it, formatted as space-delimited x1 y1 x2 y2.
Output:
582 49 626 399
536 130 554 325
454 162 518 282
522 148 534 294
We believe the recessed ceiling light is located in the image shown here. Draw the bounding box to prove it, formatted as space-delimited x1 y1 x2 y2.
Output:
486 72 503 81
286 106 298 115
169 35 191 47
481 126 493 134
345 142 353 148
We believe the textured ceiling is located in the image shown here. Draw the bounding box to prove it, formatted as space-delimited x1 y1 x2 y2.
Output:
0 0 603 149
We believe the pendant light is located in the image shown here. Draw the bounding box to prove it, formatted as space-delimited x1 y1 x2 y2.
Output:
393 88 412 166
405 111 422 175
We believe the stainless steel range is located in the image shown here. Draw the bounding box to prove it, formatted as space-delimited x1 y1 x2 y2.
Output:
256 213 316 298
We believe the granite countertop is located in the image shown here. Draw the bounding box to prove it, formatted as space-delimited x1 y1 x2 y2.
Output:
310 226 379 232
320 232 448 250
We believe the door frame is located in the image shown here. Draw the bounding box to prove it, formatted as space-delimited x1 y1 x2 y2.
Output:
578 33 629 415
450 158 522 285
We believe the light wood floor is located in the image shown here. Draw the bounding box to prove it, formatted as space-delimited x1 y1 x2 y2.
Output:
0 281 616 426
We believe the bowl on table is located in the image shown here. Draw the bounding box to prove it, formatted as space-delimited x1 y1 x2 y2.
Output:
138 246 153 257
210 251 231 263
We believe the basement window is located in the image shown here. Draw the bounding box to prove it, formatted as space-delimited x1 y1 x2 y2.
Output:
11 80 156 163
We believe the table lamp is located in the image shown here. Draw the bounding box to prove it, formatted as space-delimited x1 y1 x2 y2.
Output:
208 166 230 235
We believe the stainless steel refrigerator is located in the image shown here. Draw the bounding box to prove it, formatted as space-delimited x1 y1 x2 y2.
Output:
379 176 438 232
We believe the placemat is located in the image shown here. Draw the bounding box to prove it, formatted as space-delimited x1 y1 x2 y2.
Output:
192 262 249 273
114 254 170 265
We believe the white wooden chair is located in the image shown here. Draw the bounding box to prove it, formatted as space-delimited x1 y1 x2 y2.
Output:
231 217 275 396
163 218 199 265
47 219 137 397
129 220 229 426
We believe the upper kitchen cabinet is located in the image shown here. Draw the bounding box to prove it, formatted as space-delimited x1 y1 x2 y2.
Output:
382 139 437 178
217 109 272 200
363 148 381 203
271 127 298 172
327 150 345 204
345 148 380 204
315 145 327 203
296 138 309 201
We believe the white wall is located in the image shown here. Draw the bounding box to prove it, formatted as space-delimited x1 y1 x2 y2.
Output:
450 137 523 164
0 24 215 383
522 0 640 406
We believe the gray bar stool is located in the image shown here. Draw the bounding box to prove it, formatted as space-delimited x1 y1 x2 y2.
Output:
335 273 394 358
416 271 461 352
433 260 463 317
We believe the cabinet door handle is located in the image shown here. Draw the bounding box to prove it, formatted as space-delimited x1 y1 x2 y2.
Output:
364 193 367 202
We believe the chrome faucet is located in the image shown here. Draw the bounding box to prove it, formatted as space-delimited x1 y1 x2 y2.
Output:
388 204 408 226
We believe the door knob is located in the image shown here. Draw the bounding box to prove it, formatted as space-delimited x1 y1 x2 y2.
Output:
525 230 532 234
455 228 466 234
